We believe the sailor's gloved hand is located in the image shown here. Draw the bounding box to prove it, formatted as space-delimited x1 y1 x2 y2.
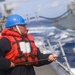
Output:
48 54 57 62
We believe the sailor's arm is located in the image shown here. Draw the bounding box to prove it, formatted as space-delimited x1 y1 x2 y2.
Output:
0 38 12 70
36 48 57 66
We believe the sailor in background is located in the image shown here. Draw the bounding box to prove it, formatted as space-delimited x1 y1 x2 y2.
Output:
0 14 57 75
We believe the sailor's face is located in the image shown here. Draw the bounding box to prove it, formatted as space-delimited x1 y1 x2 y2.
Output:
18 25 28 34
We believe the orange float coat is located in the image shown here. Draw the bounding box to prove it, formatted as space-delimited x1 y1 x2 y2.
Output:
1 29 38 65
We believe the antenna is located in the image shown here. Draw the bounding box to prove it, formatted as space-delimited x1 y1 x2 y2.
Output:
26 14 30 24
35 12 39 21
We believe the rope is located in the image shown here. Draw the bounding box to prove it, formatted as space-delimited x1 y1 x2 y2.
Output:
15 53 75 66
15 58 48 66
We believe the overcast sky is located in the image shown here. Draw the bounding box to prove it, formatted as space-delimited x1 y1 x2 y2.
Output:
0 0 73 18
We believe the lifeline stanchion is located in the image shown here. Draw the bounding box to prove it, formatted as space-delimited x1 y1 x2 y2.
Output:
58 41 74 75
47 39 74 75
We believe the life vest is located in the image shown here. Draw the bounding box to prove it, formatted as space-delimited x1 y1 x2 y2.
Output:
1 35 38 65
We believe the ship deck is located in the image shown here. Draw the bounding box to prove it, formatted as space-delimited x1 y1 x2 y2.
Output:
34 64 58 75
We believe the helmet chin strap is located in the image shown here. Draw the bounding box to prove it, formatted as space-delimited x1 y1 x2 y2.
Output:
16 25 22 34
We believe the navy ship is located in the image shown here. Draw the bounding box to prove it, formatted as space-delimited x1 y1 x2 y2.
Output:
0 0 75 75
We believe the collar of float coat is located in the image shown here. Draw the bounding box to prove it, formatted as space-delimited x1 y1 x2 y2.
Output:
1 28 28 38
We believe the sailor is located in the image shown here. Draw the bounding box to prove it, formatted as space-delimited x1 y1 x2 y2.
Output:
0 14 57 75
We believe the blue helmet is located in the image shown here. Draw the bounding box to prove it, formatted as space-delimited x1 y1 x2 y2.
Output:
5 14 27 28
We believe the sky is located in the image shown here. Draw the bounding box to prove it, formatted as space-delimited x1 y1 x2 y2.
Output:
0 0 73 18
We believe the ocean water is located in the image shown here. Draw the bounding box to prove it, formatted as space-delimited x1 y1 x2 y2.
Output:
27 20 75 68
